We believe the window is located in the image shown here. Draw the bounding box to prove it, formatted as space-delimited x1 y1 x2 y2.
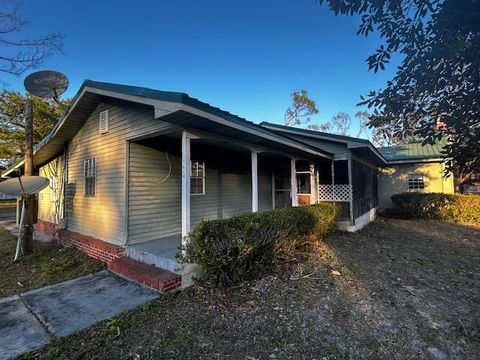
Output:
190 161 205 195
408 173 425 190
84 158 96 196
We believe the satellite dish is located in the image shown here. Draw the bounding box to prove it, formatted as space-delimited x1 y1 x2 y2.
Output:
24 70 69 99
0 176 49 197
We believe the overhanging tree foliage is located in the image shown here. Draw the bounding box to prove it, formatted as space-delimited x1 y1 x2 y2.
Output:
318 0 480 176
0 90 68 166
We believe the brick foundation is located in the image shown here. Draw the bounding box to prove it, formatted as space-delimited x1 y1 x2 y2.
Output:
108 257 182 292
35 219 124 262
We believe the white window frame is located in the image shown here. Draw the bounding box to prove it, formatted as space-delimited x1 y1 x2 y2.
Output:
407 173 425 191
84 158 97 197
190 160 205 196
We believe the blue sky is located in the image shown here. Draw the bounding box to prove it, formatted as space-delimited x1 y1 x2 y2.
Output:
4 0 398 135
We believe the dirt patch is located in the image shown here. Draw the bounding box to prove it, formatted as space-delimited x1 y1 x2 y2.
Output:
21 219 480 359
0 228 105 297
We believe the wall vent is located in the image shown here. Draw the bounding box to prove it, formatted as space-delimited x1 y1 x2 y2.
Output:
99 109 109 134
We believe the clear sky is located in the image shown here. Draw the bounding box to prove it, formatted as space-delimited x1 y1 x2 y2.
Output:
4 0 398 134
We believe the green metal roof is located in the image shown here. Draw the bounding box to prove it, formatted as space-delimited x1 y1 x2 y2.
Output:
378 140 446 162
2 80 333 177
260 122 387 165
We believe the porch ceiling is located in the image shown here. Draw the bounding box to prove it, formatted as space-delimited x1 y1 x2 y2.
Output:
159 110 331 160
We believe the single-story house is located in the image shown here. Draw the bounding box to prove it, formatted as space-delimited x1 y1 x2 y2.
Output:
376 141 455 209
2 80 385 291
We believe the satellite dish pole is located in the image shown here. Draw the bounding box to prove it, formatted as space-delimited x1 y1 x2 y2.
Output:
19 70 69 257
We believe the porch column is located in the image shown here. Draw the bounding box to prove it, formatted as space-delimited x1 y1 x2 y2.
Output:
291 159 297 207
331 160 336 205
310 162 316 204
181 130 191 244
251 152 258 212
347 157 354 226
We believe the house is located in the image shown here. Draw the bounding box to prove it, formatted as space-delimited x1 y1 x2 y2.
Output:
2 80 383 291
376 141 455 209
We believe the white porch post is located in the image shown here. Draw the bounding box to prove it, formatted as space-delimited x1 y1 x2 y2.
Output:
251 152 258 212
181 130 191 244
291 158 297 207
310 162 316 204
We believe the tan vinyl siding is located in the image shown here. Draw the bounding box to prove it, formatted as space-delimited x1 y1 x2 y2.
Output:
128 141 273 243
190 163 252 228
38 154 65 224
128 143 181 244
378 161 455 209
64 99 179 245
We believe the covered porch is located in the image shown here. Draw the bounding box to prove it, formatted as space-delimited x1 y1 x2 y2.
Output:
124 124 331 273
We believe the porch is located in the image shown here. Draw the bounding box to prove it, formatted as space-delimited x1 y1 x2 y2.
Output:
123 127 333 276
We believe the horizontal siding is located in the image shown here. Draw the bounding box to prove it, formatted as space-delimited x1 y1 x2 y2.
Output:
191 171 252 228
38 155 65 224
128 143 181 244
128 142 273 243
65 100 179 245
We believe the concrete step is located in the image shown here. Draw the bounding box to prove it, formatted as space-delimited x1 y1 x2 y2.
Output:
125 245 182 274
108 257 181 292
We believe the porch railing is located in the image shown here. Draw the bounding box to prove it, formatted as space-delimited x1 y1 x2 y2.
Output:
318 184 352 202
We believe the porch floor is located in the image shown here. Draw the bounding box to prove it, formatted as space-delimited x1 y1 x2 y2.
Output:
125 235 182 273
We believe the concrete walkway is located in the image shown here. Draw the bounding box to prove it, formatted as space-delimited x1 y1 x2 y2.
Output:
0 271 159 360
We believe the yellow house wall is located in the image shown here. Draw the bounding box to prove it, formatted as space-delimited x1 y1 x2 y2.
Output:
378 161 455 209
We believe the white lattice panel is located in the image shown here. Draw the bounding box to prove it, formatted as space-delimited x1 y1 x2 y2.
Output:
318 184 352 202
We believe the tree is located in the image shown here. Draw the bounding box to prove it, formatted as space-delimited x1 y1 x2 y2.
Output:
330 111 351 136
309 110 373 139
0 90 68 165
318 0 480 175
306 123 331 132
285 90 319 126
0 0 63 77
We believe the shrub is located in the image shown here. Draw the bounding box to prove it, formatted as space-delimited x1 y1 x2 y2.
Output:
183 203 339 287
391 192 480 225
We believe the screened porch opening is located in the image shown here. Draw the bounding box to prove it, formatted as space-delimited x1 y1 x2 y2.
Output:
317 159 351 220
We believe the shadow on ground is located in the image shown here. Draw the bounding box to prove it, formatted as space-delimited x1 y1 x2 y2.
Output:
20 219 480 360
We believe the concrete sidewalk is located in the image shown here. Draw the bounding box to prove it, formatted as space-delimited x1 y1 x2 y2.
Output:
0 271 159 360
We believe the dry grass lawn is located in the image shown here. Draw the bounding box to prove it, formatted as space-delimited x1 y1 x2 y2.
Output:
0 228 105 298
21 218 480 360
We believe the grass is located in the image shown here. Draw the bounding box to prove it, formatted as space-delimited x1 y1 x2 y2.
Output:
0 227 105 298
19 218 480 359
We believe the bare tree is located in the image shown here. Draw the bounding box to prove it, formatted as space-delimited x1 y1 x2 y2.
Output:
284 90 319 127
308 111 373 140
0 0 63 77
306 123 331 132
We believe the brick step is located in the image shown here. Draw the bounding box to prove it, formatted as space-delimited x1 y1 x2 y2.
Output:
108 257 181 292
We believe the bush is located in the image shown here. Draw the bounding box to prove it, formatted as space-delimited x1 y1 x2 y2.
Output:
391 192 480 225
184 203 339 287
